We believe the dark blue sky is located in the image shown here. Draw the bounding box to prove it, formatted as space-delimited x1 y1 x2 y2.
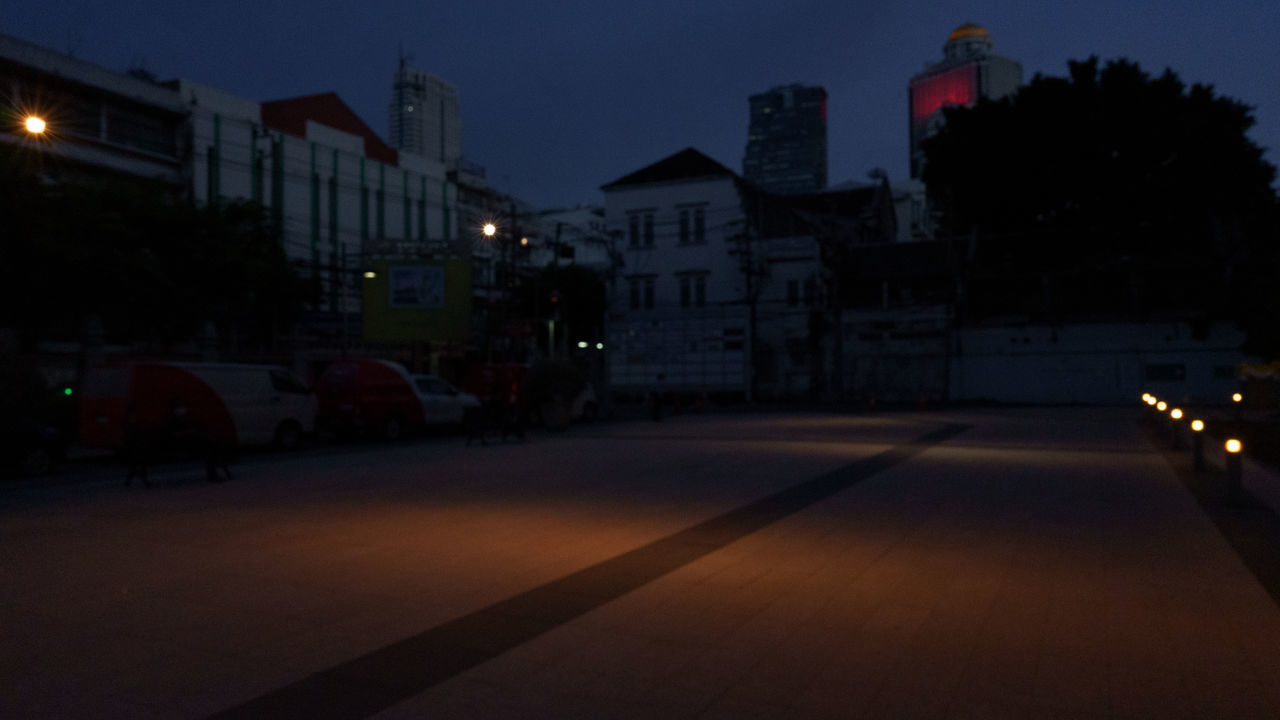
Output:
10 0 1280 208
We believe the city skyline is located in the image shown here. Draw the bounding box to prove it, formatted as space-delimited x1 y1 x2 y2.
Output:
7 1 1279 209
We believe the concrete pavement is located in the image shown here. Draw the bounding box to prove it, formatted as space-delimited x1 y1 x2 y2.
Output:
2 407 1279 718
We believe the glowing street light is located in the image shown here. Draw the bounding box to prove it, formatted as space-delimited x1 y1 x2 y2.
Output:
1157 401 1167 412
24 115 46 134
1145 396 1157 406
483 223 497 237
1191 419 1204 432
363 270 377 279
1226 438 1242 454
1170 408 1183 420
1232 393 1243 403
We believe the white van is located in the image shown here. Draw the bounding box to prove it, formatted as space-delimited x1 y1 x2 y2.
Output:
79 362 316 451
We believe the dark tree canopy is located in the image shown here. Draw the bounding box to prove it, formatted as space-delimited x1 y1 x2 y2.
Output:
0 149 315 353
922 56 1280 354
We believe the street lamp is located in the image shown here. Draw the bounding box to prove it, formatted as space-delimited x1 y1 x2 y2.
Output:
483 223 497 238
24 115 46 134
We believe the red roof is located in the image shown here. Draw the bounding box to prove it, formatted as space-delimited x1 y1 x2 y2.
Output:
261 92 398 166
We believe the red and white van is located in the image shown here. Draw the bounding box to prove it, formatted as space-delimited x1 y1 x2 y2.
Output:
78 362 316 451
314 358 478 440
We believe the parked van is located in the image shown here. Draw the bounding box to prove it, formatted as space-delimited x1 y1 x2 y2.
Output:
79 362 315 451
314 358 477 440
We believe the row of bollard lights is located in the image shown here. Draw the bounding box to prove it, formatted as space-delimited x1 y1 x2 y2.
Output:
1142 392 1244 494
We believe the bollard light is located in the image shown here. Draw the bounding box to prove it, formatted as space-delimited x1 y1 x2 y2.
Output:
1170 408 1183 420
1232 393 1243 403
1157 401 1167 412
1191 419 1204 432
1226 439 1242 454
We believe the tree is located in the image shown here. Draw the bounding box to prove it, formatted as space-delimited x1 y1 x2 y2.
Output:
0 148 314 353
922 57 1279 353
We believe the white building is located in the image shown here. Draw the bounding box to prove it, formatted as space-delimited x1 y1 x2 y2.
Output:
388 59 462 169
600 148 749 395
174 82 460 320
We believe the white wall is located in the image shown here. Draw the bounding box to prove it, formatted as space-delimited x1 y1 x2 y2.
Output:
950 322 1248 405
604 176 744 313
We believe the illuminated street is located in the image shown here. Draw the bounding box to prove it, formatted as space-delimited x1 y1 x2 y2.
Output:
3 408 1280 718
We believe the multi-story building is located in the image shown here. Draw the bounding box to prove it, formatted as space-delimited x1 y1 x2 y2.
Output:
908 22 1022 179
0 33 187 187
601 148 749 395
387 59 462 169
742 84 828 195
175 83 463 354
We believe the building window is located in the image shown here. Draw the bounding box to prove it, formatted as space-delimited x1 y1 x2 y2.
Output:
629 278 640 309
694 207 705 243
644 277 655 308
679 210 690 245
643 213 654 247
628 214 640 248
680 273 708 308
787 279 800 307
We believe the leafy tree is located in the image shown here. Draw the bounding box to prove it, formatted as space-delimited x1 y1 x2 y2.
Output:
511 264 607 354
0 147 314 353
922 57 1279 354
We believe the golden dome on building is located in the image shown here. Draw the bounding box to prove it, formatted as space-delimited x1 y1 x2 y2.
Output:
947 23 990 43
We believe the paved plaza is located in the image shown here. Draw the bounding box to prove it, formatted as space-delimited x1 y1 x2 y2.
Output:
3 407 1279 718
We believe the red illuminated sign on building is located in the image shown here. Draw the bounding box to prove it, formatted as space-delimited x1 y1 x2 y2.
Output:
910 65 977 125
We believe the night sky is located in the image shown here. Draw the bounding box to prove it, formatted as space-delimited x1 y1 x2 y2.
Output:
9 1 1280 208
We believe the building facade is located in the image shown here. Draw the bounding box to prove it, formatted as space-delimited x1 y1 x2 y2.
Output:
908 23 1022 179
601 148 749 395
388 59 462 169
742 84 828 195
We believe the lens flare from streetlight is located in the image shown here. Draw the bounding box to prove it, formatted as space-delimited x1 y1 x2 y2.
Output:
25 115 46 134
1170 408 1182 420
1191 419 1204 432
1226 438 1242 454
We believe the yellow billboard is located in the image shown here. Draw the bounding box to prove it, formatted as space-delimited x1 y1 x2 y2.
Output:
361 259 472 342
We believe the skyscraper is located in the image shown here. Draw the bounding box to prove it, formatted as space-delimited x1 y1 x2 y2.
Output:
908 23 1022 179
388 59 462 167
742 84 828 195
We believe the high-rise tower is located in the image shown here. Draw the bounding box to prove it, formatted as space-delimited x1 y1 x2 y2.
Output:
742 84 828 194
388 59 462 167
908 23 1022 179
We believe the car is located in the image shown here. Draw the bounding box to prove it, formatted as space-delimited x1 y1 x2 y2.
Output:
411 374 481 426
